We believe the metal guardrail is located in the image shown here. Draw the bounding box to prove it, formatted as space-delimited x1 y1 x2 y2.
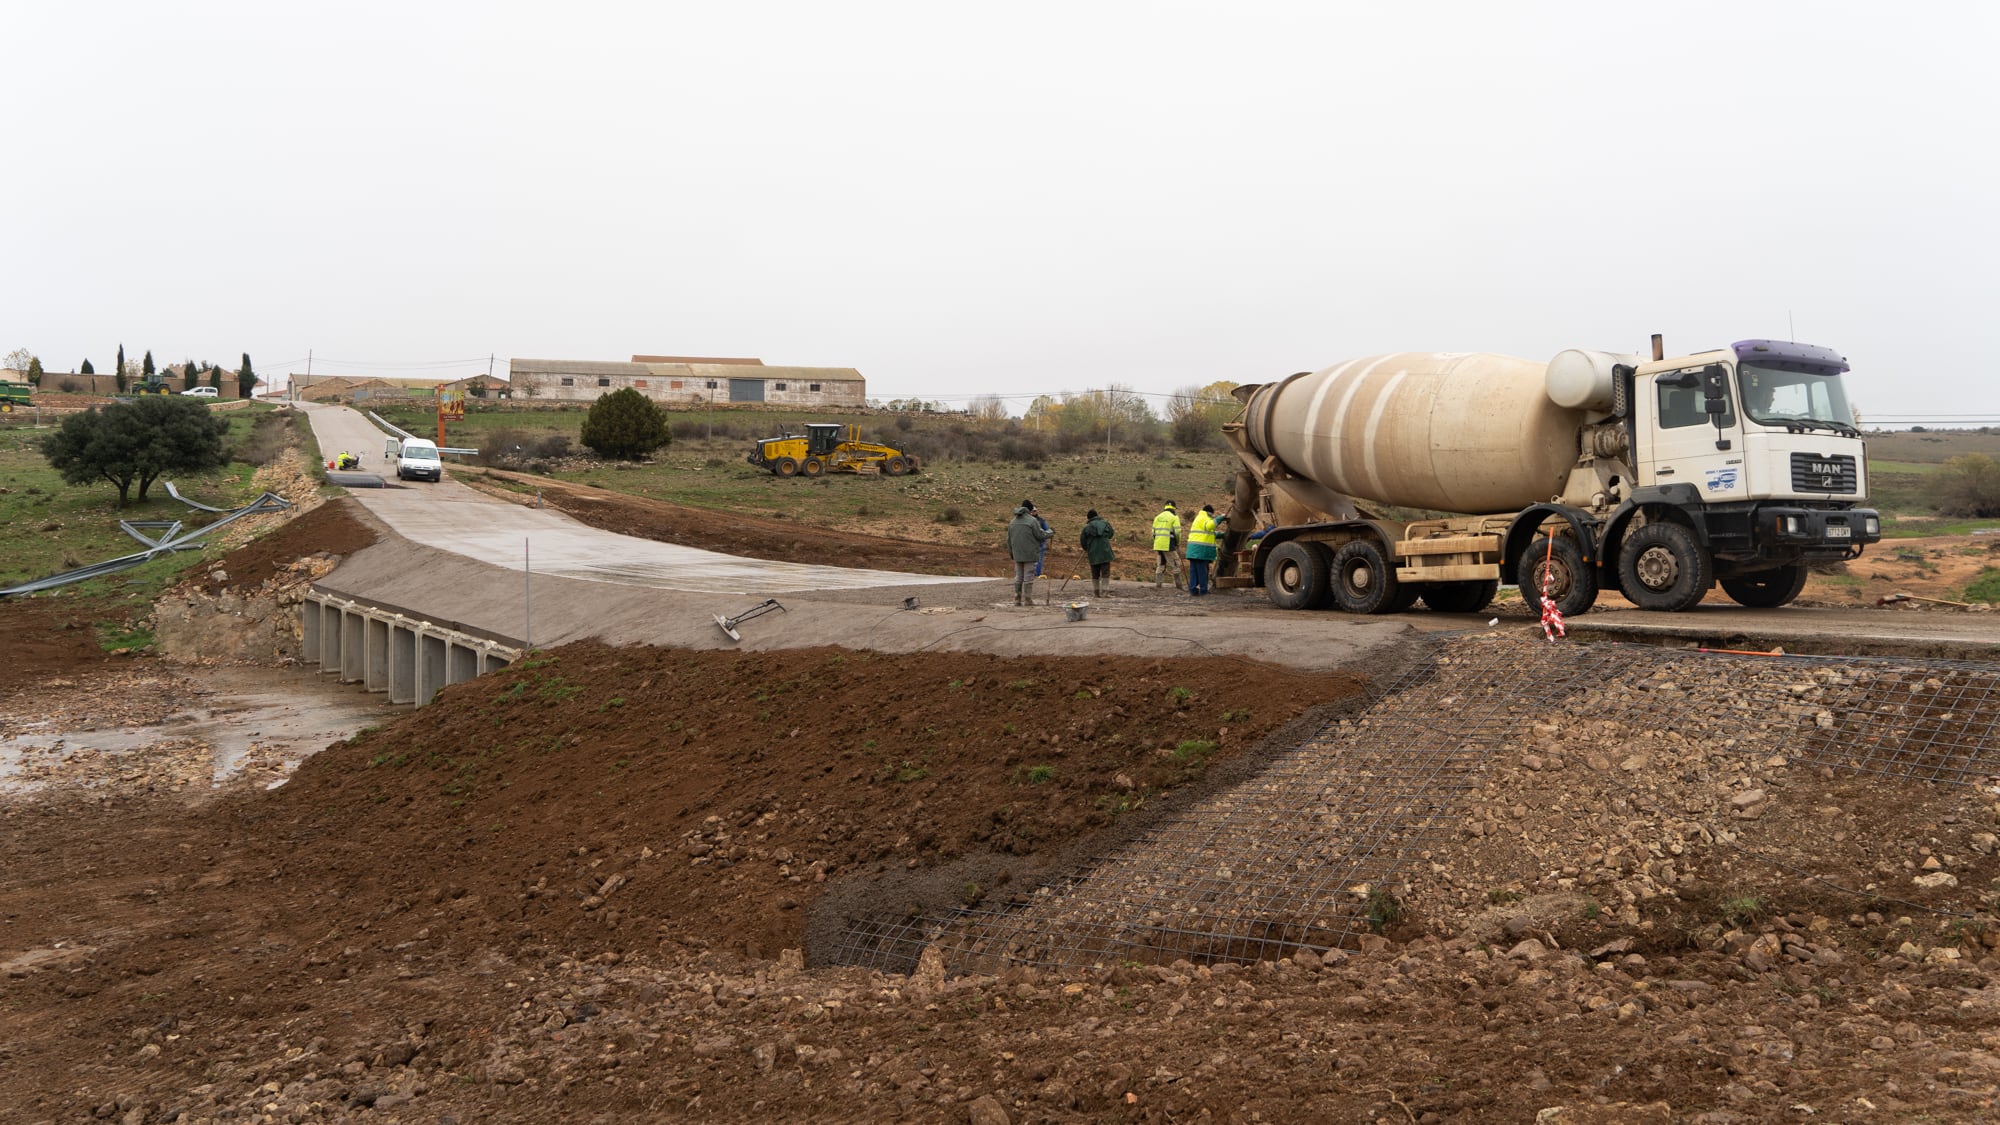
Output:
364 410 476 457
119 519 185 547
0 490 293 598
164 480 228 513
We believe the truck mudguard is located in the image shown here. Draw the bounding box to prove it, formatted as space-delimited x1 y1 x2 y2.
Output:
1503 505 1602 579
1598 484 1710 579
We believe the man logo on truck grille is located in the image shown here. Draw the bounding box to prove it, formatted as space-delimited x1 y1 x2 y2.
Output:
1809 461 1840 475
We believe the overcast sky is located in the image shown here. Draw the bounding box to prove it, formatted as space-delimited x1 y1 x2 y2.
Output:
5 2 1993 423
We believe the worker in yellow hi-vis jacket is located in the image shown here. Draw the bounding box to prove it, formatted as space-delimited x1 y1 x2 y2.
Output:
1150 502 1183 590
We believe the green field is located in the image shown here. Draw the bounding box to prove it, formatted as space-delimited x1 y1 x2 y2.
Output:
0 404 296 593
1863 429 2000 464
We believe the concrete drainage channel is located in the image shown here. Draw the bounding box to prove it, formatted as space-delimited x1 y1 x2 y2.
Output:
300 590 520 706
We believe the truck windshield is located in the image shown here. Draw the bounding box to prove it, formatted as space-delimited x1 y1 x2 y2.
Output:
1737 363 1857 436
406 448 439 462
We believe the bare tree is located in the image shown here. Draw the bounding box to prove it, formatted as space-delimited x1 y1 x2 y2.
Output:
3 347 32 377
969 394 1008 425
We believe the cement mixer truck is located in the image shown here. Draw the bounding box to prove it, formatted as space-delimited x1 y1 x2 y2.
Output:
1218 336 1879 616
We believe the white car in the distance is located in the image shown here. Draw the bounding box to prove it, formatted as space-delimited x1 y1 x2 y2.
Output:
179 386 218 397
396 437 443 482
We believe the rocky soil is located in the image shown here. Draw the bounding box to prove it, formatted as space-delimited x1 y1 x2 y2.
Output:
6 502 2000 1122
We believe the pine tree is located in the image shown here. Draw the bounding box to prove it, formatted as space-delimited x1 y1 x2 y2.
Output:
142 351 155 378
80 359 95 375
236 353 256 400
115 344 127 392
27 357 43 385
580 388 672 460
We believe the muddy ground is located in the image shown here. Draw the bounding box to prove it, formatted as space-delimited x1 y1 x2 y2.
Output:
6 501 2000 1123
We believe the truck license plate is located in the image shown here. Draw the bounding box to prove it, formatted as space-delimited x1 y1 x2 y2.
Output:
1827 526 1851 539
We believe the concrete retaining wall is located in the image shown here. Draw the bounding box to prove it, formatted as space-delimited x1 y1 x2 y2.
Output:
301 590 520 706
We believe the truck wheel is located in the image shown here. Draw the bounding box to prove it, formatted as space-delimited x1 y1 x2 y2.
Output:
1331 539 1403 614
883 455 909 476
1720 564 1808 608
1519 535 1598 618
801 457 825 478
1618 522 1712 611
774 457 799 478
1263 541 1328 611
1421 580 1499 614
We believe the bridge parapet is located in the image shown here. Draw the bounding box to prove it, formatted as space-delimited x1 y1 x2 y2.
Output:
301 590 521 706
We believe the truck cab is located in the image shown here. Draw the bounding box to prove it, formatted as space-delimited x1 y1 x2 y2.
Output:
1616 339 1878 608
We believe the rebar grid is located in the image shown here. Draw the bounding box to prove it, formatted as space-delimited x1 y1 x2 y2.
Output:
827 635 2000 975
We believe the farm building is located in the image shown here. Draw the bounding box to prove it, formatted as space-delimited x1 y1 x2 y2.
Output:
507 356 866 408
288 375 463 404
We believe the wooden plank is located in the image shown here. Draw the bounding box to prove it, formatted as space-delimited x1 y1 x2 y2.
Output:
1397 563 1503 583
1395 535 1500 558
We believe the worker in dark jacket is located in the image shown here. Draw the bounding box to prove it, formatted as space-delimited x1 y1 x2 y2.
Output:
1007 500 1053 606
1080 509 1116 597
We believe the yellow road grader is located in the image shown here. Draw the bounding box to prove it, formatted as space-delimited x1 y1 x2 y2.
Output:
748 423 920 477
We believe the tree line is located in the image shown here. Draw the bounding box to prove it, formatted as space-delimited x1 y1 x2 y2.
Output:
4 345 258 398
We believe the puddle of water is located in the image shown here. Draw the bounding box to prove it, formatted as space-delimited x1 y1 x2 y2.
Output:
1 664 404 795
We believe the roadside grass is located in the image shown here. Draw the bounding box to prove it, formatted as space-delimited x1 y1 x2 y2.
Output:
1962 568 2000 604
96 620 155 652
0 406 293 592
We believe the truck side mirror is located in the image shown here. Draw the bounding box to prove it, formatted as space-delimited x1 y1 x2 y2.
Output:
1702 365 1732 449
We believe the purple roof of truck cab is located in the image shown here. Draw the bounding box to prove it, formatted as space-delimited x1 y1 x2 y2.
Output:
1731 339 1849 375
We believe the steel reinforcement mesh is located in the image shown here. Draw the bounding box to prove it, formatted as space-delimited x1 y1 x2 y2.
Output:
827 635 2000 975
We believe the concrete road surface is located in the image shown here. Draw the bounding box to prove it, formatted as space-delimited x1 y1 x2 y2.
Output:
295 401 978 596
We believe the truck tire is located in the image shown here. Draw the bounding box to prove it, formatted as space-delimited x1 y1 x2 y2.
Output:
1263 541 1328 611
1720 564 1808 608
1618 522 1712 612
801 457 825 478
883 455 909 476
1420 580 1499 614
1330 539 1403 615
774 457 799 478
1518 535 1598 618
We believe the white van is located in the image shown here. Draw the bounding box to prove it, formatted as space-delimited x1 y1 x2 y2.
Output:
396 437 443 482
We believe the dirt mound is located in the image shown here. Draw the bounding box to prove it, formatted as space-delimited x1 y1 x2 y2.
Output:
180 495 379 596
0 643 1360 1120
262 643 1359 959
467 470 1008 577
